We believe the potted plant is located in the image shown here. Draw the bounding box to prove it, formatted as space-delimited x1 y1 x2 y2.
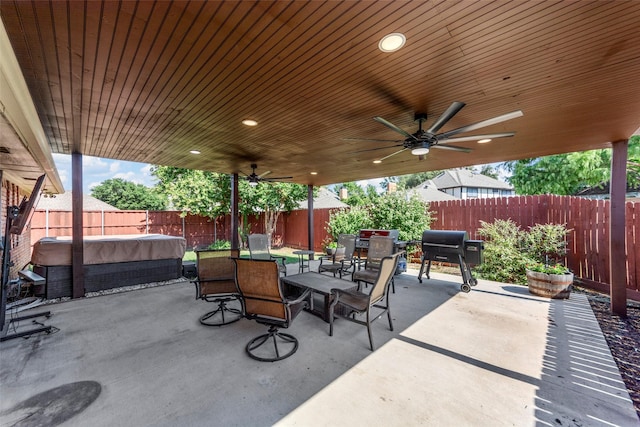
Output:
522 223 574 299
526 261 574 299
324 241 345 257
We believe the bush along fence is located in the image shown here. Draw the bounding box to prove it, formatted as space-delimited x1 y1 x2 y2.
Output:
30 195 638 298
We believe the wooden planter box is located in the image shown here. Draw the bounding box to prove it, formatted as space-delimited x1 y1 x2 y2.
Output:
526 270 574 299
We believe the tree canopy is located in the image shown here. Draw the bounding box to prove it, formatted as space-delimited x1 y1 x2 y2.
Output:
151 166 310 244
502 136 640 195
91 178 166 210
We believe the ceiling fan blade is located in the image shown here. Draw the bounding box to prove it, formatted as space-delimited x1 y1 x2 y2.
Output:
438 132 516 143
349 144 404 154
427 101 465 134
438 110 524 138
374 117 418 141
258 170 272 178
342 137 402 143
377 148 408 162
431 145 472 153
264 176 293 181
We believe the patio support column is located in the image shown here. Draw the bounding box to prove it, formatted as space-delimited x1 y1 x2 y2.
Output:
610 139 628 317
71 152 84 298
307 185 314 259
231 173 239 251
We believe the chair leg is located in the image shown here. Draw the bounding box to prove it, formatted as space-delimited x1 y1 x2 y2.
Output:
329 304 335 336
366 309 374 351
246 325 299 362
199 300 242 327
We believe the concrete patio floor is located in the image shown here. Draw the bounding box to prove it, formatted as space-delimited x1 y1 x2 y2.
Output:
1 263 637 426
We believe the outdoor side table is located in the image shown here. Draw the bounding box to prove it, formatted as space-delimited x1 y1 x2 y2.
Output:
292 250 316 273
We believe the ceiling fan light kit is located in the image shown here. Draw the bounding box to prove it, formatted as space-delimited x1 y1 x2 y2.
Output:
411 147 430 156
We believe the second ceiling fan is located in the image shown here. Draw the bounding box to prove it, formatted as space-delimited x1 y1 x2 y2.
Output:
243 164 292 186
348 101 523 162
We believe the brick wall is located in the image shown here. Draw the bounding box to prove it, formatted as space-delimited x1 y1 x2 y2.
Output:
1 178 32 280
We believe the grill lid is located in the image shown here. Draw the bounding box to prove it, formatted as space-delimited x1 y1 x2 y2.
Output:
421 230 468 247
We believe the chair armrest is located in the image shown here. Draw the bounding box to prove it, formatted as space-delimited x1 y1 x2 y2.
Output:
270 255 287 266
285 287 311 306
318 254 333 266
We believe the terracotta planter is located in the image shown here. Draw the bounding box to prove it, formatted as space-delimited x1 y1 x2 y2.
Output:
526 270 574 299
325 247 345 257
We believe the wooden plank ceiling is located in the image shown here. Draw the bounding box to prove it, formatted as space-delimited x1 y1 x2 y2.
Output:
1 0 639 187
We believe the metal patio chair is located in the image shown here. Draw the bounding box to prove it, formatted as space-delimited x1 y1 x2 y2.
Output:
247 234 287 276
233 258 309 362
193 248 242 326
352 235 397 293
318 233 357 278
329 253 400 351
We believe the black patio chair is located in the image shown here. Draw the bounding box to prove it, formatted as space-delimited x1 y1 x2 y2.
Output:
329 252 400 351
352 235 397 293
318 233 357 278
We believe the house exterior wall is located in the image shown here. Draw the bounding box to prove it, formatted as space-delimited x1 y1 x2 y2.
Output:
442 186 515 199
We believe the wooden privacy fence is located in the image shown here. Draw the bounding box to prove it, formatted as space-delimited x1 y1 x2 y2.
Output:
30 208 335 252
30 196 638 297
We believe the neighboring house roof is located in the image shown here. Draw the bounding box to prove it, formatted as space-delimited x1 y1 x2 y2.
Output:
575 181 640 198
409 181 459 202
36 191 119 211
431 169 513 190
296 187 348 210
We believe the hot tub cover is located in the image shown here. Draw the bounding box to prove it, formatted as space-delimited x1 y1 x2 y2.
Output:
31 234 187 266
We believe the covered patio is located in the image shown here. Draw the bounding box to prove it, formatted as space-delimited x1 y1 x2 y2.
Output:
1 265 636 426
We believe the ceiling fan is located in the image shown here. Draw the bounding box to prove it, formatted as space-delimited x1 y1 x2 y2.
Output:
348 102 523 162
243 164 293 186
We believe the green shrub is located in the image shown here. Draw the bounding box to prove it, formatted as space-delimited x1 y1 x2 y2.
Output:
326 206 373 239
367 193 433 242
523 223 569 265
207 239 231 250
476 219 530 284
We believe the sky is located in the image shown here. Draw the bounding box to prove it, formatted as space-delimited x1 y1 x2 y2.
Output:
53 153 388 194
53 153 157 194
52 153 502 195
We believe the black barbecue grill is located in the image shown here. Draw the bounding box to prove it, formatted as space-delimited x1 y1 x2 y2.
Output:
355 229 400 249
418 230 484 292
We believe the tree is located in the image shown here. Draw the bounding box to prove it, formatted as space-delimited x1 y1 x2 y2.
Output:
502 136 640 195
151 167 231 217
248 182 308 246
151 166 309 246
334 182 380 206
91 178 166 210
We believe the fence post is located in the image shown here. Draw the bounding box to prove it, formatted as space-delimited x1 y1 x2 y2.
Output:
101 209 104 235
146 210 149 234
45 208 49 237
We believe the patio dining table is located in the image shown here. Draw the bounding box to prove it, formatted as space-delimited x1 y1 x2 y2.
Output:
281 272 357 322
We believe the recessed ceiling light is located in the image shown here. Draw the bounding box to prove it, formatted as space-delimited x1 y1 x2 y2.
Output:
242 119 258 126
310 171 318 175
478 139 492 143
190 150 201 154
411 147 430 156
373 159 382 164
378 33 406 52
